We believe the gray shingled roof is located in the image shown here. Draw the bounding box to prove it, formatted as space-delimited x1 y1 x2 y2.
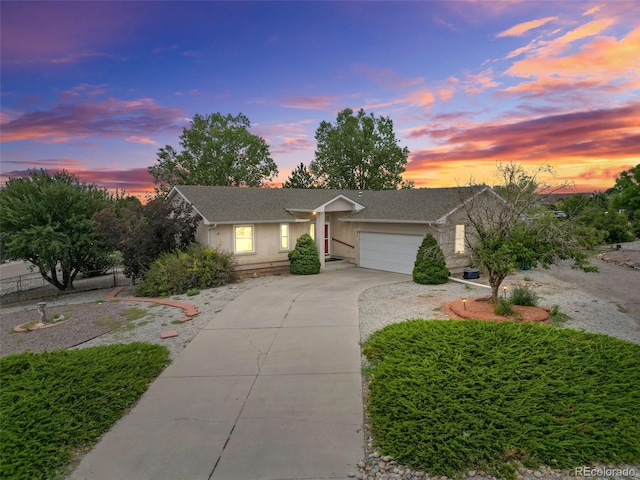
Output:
170 185 486 225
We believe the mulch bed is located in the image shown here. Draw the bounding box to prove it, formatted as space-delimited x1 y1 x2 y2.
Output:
445 296 549 322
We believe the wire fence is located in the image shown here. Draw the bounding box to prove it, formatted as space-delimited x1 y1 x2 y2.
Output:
0 267 130 305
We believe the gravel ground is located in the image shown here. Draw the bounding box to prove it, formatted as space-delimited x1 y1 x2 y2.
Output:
1 275 282 360
359 267 640 344
1 301 136 357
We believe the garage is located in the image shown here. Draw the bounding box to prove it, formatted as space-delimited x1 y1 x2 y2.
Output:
358 232 423 274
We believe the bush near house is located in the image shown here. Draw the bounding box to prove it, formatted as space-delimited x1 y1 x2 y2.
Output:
288 233 321 275
412 233 449 284
135 243 238 297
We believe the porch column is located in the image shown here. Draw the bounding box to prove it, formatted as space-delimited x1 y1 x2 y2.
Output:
315 211 325 270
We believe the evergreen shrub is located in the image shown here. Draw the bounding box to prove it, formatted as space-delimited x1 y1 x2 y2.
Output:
412 233 449 284
288 234 321 275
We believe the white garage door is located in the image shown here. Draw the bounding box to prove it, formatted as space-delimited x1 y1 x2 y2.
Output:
359 232 423 274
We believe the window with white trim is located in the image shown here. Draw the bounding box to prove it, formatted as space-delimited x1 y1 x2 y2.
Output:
280 224 290 250
234 225 254 253
309 223 315 241
455 224 465 254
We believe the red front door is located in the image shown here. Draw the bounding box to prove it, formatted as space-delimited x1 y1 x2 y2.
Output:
324 224 330 255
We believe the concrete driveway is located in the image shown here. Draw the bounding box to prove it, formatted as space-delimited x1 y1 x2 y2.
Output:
70 268 409 480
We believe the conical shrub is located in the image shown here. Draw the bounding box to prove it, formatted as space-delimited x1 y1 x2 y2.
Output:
288 233 321 275
412 233 449 284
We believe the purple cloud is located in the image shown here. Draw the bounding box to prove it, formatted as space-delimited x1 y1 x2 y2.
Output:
1 97 184 143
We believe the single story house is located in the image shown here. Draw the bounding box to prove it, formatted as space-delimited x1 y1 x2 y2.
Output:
168 185 504 275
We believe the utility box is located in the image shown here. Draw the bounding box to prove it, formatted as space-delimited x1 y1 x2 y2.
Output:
463 268 480 280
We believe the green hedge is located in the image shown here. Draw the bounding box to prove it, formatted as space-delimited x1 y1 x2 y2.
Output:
363 320 640 478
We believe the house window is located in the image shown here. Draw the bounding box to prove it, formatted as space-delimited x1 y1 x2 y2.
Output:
280 224 290 250
309 223 315 241
234 225 254 253
455 224 465 254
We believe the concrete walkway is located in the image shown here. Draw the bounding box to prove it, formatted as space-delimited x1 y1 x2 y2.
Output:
70 268 409 480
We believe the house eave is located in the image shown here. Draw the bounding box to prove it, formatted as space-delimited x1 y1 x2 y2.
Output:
340 218 434 224
202 218 299 226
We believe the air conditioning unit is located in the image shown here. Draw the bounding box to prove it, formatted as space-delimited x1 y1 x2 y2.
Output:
463 268 480 280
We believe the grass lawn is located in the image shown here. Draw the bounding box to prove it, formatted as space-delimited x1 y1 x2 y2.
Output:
363 320 640 479
0 342 170 480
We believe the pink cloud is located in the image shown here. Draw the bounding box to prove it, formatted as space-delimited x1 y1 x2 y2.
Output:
352 64 424 89
538 19 616 57
271 138 315 155
583 5 603 16
496 16 558 37
126 136 156 145
407 111 475 139
507 24 637 80
281 95 343 110
59 84 110 101
1 158 82 170
357 87 437 111
401 88 436 107
252 120 315 155
463 69 499 94
499 77 607 100
0 97 184 143
407 102 640 171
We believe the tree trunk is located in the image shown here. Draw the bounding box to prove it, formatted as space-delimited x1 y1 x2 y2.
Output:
42 266 67 291
490 283 499 304
488 270 506 304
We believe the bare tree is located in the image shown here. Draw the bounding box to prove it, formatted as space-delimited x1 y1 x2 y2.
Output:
461 162 597 303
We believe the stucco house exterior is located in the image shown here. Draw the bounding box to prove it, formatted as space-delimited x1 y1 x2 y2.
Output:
168 185 504 275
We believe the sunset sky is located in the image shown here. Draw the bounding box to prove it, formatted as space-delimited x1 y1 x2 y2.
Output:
1 1 639 197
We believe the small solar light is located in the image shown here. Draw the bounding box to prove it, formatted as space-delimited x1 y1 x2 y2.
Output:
503 286 508 298
462 298 467 310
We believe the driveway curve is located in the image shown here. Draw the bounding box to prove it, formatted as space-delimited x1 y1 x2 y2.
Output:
70 268 409 480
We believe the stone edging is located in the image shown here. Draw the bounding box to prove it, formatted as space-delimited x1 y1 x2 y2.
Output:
106 287 200 322
13 317 73 332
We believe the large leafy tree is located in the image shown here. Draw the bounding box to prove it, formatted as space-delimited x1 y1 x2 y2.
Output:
93 197 200 281
463 163 597 303
310 108 409 190
148 113 278 195
0 170 113 290
610 164 640 238
557 189 636 244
